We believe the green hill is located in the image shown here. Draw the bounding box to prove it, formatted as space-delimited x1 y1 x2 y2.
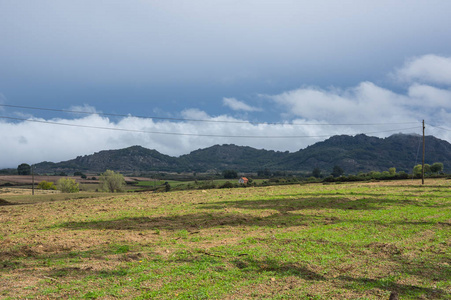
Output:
32 134 451 175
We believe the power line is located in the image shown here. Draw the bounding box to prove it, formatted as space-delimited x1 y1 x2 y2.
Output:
426 123 451 132
0 115 421 139
0 104 420 126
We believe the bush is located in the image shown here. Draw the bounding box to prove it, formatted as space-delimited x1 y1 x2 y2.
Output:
37 180 56 190
220 181 234 189
99 170 126 192
57 178 79 193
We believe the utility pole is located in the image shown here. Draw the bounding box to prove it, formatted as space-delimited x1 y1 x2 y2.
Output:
32 164 35 195
422 120 425 185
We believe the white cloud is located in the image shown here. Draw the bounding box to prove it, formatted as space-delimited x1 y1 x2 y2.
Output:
181 109 211 120
267 82 413 124
408 84 451 108
0 111 359 168
223 97 261 112
394 54 451 85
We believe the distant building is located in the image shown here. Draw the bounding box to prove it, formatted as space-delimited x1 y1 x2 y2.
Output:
238 177 248 184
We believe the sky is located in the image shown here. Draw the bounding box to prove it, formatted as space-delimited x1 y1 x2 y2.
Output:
1 1 451 168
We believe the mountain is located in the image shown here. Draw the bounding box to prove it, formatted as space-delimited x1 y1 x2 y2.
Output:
35 146 181 174
33 134 451 175
270 134 430 173
178 144 288 172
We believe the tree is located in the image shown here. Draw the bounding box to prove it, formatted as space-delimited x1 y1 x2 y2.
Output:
74 171 87 178
312 167 322 178
99 170 126 192
257 168 271 177
413 164 431 176
222 169 238 179
331 165 344 177
389 167 396 176
37 181 56 190
17 163 31 175
430 162 444 174
413 164 422 176
57 178 79 193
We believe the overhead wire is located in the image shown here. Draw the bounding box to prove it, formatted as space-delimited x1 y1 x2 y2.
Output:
0 115 421 139
425 122 451 132
0 103 420 126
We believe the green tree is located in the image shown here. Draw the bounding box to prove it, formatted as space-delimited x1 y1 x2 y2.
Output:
369 171 381 179
331 165 344 177
430 162 444 174
389 167 396 175
17 163 31 175
222 169 238 179
99 170 126 192
37 181 56 190
312 167 322 178
413 164 431 176
257 168 271 177
413 164 422 176
57 178 79 193
74 171 87 178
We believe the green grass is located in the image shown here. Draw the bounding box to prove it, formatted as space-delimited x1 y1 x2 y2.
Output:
134 179 267 190
0 179 450 299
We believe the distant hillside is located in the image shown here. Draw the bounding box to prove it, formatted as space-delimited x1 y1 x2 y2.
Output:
178 144 288 172
33 134 451 175
35 146 182 174
270 134 443 173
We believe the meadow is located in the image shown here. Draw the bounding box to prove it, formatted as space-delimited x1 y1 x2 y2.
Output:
0 179 450 299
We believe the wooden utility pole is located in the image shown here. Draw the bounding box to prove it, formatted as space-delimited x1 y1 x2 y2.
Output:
32 164 35 195
422 120 425 185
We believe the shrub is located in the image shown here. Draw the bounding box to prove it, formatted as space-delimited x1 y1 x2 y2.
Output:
57 178 79 193
397 171 409 179
37 180 56 190
99 170 126 192
220 181 234 189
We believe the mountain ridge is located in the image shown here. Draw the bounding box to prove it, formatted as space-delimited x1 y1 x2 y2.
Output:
32 134 451 175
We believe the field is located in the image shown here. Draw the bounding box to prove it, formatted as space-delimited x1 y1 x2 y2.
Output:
0 179 450 299
134 179 268 190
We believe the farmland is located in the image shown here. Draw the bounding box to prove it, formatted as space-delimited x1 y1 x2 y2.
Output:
0 179 450 299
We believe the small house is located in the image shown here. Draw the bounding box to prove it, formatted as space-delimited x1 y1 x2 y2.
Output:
238 177 248 184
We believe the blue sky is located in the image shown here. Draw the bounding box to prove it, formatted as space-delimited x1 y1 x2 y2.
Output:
1 1 451 168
